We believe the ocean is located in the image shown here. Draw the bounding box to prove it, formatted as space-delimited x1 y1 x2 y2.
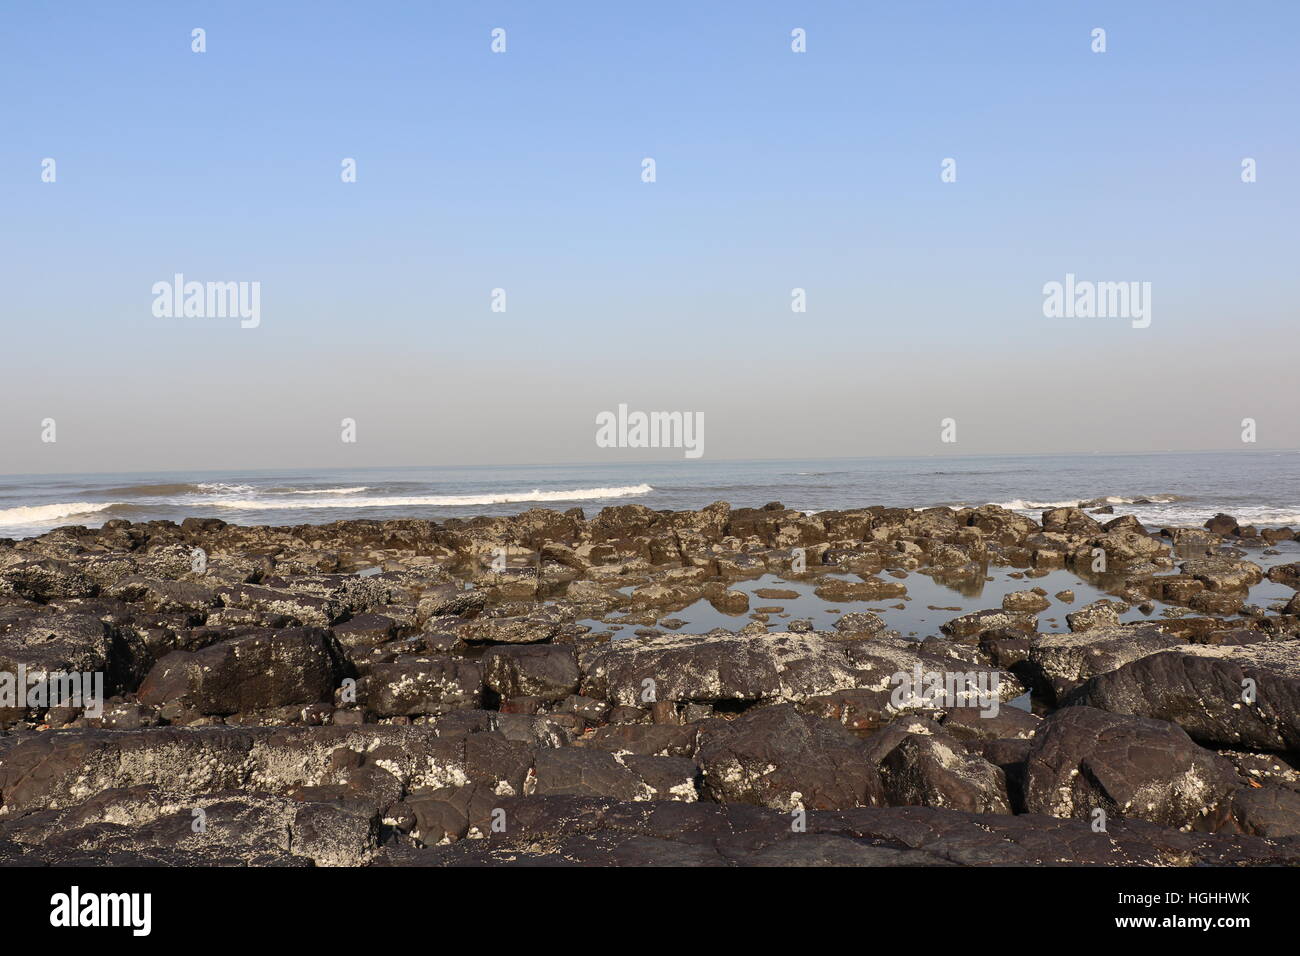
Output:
1 450 1297 542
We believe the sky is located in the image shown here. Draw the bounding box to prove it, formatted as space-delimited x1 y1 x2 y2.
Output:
2 0 1297 474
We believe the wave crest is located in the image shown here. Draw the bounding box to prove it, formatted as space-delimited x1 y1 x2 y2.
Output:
0 502 118 526
210 484 655 511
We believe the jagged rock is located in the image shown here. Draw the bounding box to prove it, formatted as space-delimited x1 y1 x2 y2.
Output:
833 611 887 634
0 559 98 601
1002 590 1050 613
865 717 1012 814
1180 557 1263 592
1066 599 1129 632
1204 514 1240 536
458 616 559 645
1042 508 1103 536
941 609 1037 641
1268 563 1300 588
0 610 112 686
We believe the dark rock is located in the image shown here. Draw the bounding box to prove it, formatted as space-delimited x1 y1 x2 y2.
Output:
366 656 482 717
482 644 579 702
1023 706 1237 828
138 628 336 716
696 704 885 810
1070 641 1300 751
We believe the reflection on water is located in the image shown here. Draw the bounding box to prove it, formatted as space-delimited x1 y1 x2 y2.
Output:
576 539 1300 640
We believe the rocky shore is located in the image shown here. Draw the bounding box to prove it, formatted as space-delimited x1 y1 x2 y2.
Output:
2 502 1299 866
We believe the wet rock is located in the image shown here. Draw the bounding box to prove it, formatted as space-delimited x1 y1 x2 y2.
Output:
941 609 1037 641
1204 514 1240 536
1180 557 1263 592
832 611 886 635
1071 641 1300 751
366 656 482 717
1041 508 1103 536
482 644 579 702
1023 706 1237 829
814 577 906 603
1066 600 1129 632
1267 562 1300 588
137 628 337 717
1027 625 1181 702
696 704 884 810
1002 589 1050 613
1093 529 1165 564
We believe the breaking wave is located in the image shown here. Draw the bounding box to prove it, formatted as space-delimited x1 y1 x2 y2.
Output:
990 494 1185 510
0 502 119 526
209 484 655 510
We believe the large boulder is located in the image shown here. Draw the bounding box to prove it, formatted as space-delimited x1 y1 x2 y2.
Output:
1023 707 1237 829
865 717 1012 814
1070 641 1300 751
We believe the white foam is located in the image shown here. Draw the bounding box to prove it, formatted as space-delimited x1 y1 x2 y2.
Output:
284 486 366 494
990 498 1089 511
0 502 117 526
276 486 369 495
209 484 655 510
990 493 1182 511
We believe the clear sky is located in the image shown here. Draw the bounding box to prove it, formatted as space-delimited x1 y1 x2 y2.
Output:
2 1 1297 474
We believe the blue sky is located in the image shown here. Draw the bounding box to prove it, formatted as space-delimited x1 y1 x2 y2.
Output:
2 1 1297 472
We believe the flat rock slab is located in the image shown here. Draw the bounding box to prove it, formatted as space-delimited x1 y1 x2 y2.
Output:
373 796 1300 867
578 631 1015 711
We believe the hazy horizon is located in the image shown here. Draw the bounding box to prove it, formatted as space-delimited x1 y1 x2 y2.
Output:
3 445 1299 482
